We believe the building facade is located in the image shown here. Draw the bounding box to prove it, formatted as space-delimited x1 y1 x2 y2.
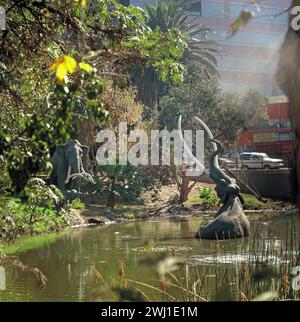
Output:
130 0 291 96
237 97 293 166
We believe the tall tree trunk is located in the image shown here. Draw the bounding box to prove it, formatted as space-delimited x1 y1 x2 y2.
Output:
172 164 196 205
75 118 95 171
179 176 191 204
277 1 300 207
106 177 116 208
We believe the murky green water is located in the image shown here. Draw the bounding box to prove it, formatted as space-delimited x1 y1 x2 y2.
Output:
0 213 299 302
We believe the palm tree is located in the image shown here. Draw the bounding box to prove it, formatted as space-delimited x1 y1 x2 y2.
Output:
146 0 219 74
133 0 219 111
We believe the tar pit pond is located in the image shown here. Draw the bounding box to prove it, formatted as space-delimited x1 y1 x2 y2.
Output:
0 212 300 302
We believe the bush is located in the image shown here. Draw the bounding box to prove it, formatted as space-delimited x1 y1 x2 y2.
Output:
0 178 68 242
197 188 219 206
70 198 86 209
98 164 161 208
24 178 64 211
0 198 67 242
0 157 12 194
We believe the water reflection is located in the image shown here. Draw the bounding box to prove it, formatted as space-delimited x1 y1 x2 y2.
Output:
0 213 299 301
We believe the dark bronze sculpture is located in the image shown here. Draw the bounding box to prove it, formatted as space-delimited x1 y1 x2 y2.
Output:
51 140 95 193
178 116 250 240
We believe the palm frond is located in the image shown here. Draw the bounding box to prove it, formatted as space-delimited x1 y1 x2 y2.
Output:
145 0 219 76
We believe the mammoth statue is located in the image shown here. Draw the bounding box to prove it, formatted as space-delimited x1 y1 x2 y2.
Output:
178 116 250 240
51 140 95 192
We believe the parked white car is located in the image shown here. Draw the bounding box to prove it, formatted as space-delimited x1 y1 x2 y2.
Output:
219 156 235 168
238 152 284 169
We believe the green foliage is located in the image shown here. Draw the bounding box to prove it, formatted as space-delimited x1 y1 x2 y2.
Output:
0 197 67 242
131 0 218 108
239 90 268 130
0 157 12 193
70 198 86 210
0 0 189 193
0 179 67 242
145 0 218 75
24 178 64 210
197 188 219 206
99 163 161 207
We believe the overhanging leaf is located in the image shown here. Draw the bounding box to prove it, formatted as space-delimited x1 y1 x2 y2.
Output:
229 10 254 38
49 55 77 84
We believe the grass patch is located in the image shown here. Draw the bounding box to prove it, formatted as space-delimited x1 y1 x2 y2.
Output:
1 232 65 255
188 191 281 211
241 194 272 210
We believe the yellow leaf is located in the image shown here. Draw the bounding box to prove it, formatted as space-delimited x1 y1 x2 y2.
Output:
75 0 87 7
49 55 77 84
64 55 77 73
79 62 93 73
48 57 64 72
56 63 68 82
230 11 254 38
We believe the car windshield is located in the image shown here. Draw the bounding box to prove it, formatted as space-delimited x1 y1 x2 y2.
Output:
240 154 250 160
260 153 269 158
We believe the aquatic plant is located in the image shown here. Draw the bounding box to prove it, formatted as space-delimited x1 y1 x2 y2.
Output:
89 216 300 302
0 255 47 288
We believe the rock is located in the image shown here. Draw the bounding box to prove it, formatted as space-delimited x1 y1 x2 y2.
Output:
86 217 105 225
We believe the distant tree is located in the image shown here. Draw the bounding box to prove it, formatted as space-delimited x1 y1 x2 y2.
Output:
158 63 250 147
239 90 268 130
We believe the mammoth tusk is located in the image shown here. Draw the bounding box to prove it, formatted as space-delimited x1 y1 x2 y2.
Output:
65 165 72 184
84 173 95 182
68 173 84 181
73 174 83 180
194 116 219 168
67 172 95 184
178 116 209 175
81 172 94 183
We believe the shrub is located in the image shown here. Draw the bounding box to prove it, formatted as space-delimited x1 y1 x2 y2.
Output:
98 164 161 208
0 157 11 194
198 188 219 206
70 198 86 209
24 178 64 211
0 178 67 242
